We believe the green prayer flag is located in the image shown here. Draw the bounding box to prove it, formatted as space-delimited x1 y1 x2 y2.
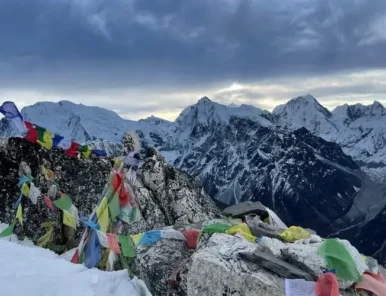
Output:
119 206 141 224
53 194 72 211
35 125 46 142
118 235 135 258
317 239 361 282
202 223 232 234
0 222 15 238
105 185 115 204
109 193 121 219
77 145 88 153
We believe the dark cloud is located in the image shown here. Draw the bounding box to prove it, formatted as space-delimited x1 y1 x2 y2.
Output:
0 0 385 93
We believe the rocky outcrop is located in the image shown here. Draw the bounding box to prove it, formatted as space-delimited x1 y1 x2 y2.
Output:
0 136 219 249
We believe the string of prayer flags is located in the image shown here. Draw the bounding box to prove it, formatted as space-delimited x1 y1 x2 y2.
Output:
118 235 135 258
16 204 23 226
0 222 15 238
107 233 121 254
28 183 40 205
63 210 77 229
44 196 54 210
53 194 72 211
0 101 27 134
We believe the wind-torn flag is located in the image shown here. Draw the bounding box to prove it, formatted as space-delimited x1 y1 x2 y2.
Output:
0 101 27 134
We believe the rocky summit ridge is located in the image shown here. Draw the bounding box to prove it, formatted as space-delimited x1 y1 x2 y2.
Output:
0 133 385 296
1 96 386 264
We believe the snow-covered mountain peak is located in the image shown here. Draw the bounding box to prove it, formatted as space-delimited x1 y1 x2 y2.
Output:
272 94 337 136
176 96 272 129
139 115 173 126
273 94 331 118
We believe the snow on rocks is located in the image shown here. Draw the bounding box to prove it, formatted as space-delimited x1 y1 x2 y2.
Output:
0 240 151 296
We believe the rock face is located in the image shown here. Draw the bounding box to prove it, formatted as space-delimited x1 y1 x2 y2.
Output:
0 136 219 248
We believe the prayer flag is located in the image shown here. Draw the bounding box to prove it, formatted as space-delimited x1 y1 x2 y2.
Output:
71 249 79 264
130 233 144 245
96 230 108 248
17 176 30 188
14 193 23 209
57 136 72 150
84 229 101 269
0 222 15 238
37 130 53 150
16 204 23 226
24 121 38 143
0 101 26 134
112 173 122 192
66 142 79 158
53 194 72 211
108 193 121 219
80 218 100 230
21 183 30 197
119 184 129 206
92 149 107 157
44 196 54 210
63 210 77 229
52 134 64 149
82 146 92 159
138 231 162 246
118 235 135 258
96 197 109 232
107 233 121 254
28 183 40 205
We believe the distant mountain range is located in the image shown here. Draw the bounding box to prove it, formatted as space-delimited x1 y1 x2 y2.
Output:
2 95 386 262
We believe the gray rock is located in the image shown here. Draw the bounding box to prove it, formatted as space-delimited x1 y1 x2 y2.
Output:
222 201 268 219
187 234 284 296
239 250 315 281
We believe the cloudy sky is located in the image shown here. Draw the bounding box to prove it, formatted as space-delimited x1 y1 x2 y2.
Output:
1 0 386 120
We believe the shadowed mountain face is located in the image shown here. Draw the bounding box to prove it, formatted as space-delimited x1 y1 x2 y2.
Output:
1 96 386 262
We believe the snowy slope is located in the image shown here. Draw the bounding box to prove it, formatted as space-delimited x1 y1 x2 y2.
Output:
273 95 386 185
0 239 151 296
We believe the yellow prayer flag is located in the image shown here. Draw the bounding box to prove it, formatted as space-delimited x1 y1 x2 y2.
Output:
63 210 77 229
225 223 256 243
130 233 144 245
21 183 30 197
16 204 23 226
82 146 92 159
37 131 53 150
96 197 109 232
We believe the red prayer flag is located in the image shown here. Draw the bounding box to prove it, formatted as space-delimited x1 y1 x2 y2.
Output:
66 142 79 158
44 195 54 210
24 121 38 143
182 229 200 249
106 233 121 254
111 173 122 192
119 185 129 206
71 249 79 264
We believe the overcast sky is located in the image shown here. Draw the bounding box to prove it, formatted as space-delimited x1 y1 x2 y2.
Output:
1 0 386 120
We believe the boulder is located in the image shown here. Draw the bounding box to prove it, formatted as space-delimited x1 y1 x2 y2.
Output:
222 201 268 219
